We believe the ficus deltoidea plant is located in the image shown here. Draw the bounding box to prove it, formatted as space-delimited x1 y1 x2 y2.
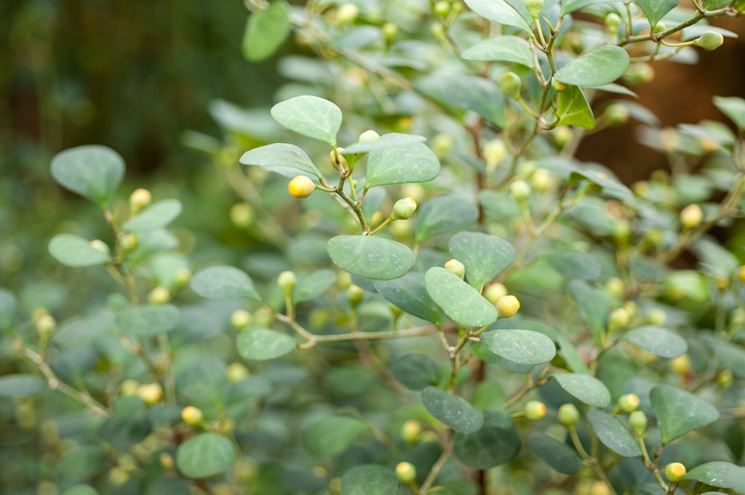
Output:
3 0 745 494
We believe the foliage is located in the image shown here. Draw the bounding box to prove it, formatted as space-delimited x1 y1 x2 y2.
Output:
3 1 745 495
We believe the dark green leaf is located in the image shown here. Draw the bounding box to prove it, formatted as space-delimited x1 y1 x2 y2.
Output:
480 329 556 371
341 465 399 495
390 354 441 391
545 250 601 280
553 373 611 407
415 195 479 241
453 410 521 468
528 433 582 474
587 410 642 457
686 461 745 491
650 385 719 444
375 273 444 325
305 416 367 457
0 289 17 331
421 386 484 433
176 433 236 479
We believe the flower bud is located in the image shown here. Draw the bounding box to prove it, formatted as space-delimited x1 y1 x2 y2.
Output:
130 188 152 214
358 129 380 143
120 379 139 396
603 103 630 125
383 23 398 43
483 139 507 170
288 175 315 199
670 354 692 375
696 31 724 51
393 197 418 219
680 204 703 230
484 283 508 304
227 362 249 382
531 169 553 192
717 369 733 388
526 0 544 18
347 284 364 306
524 400 547 421
500 72 522 99
605 278 624 299
434 1 450 17
558 403 580 427
401 420 422 443
605 12 622 33
629 410 647 436
181 406 204 426
121 233 139 251
496 295 520 318
617 393 640 413
230 203 254 228
148 287 170 304
137 383 163 405
277 271 297 293
664 462 686 483
231 309 251 330
159 452 174 470
510 180 531 201
35 314 56 338
336 3 359 25
395 462 417 484
646 308 666 325
609 307 630 330
444 259 466 279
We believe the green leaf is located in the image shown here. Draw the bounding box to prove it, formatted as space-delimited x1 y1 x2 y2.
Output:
415 195 479 241
635 0 677 27
623 326 687 359
713 96 745 130
49 234 111 267
650 385 719 444
242 1 291 62
0 374 45 397
115 304 180 337
425 267 497 327
342 133 425 155
587 410 642 457
295 269 336 303
421 386 484 433
365 142 440 188
545 250 601 280
461 35 533 68
240 143 322 179
57 446 106 481
556 86 596 129
569 280 610 345
62 485 99 495
0 289 17 331
327 235 414 280
270 95 342 146
705 336 745 378
686 461 745 491
237 328 295 360
553 373 611 407
305 416 367 457
124 199 182 232
528 433 582 474
375 273 444 325
191 265 261 300
50 145 125 206
448 232 515 288
341 465 399 495
416 74 505 128
176 433 236 479
453 410 521 468
463 0 531 32
561 0 607 15
480 330 556 371
555 46 630 88
390 354 441 391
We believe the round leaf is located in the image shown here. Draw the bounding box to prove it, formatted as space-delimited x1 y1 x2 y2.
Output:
425 267 497 327
686 461 745 491
448 232 515 287
240 143 321 179
480 329 556 369
555 45 630 88
421 386 484 433
50 145 125 205
390 354 441 391
123 199 182 232
453 410 521 468
191 265 260 300
176 433 236 479
623 326 687 359
650 385 719 444
461 35 533 68
327 235 414 280
553 373 611 408
415 195 479 241
295 269 336 303
237 328 295 361
587 410 642 458
305 416 367 457
270 95 342 146
341 465 399 495
365 142 440 188
49 234 111 267
242 0 291 62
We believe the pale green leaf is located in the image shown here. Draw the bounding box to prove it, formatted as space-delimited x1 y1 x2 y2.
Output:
237 328 295 360
240 143 322 179
327 235 414 280
270 95 342 146
623 326 687 359
686 461 745 491
366 142 440 188
242 1 291 62
191 265 261 300
49 234 111 267
51 145 125 205
425 267 497 327
555 46 630 88
461 35 533 68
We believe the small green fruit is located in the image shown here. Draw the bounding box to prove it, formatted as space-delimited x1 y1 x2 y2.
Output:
526 0 543 18
230 203 254 228
629 410 647 436
393 197 418 219
606 278 624 299
401 420 422 443
603 103 630 125
444 259 466 279
605 13 622 33
510 180 531 201
121 233 139 251
148 287 170 304
336 3 359 25
646 308 666 325
524 400 547 421
383 23 398 43
609 307 630 330
483 139 507 170
277 271 297 293
434 1 450 17
484 283 508 304
500 72 522 99
347 284 364 306
617 393 640 413
696 31 724 51
395 462 417 483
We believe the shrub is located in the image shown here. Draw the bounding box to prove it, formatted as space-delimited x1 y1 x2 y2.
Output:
3 1 745 494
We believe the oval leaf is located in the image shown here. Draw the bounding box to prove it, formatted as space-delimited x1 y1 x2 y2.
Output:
528 432 582 474
115 304 180 337
365 142 440 188
650 385 719 444
415 195 479 241
191 265 260 300
270 95 342 146
390 354 441 391
176 433 236 479
555 45 630 88
425 267 497 328
461 35 533 68
421 386 484 433
237 328 295 361
242 0 291 62
624 326 687 359
327 235 414 280
480 329 556 368
49 234 111 267
686 461 745 491
453 410 521 468
51 145 125 205
240 143 321 179
374 273 444 325
553 373 611 407
0 374 45 397
295 269 336 303
123 199 182 232
448 232 515 287
341 465 399 495
587 410 642 458
305 416 367 457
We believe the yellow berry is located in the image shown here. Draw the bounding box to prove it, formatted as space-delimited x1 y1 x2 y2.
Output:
121 233 139 251
347 284 364 306
680 204 703 229
670 354 692 375
231 309 251 330
395 462 416 483
288 176 315 198
129 188 152 213
227 362 250 383
484 283 508 304
664 462 686 482
524 400 547 421
336 3 359 24
401 420 422 443
483 139 507 170
181 406 204 426
444 259 466 279
148 287 170 304
496 295 520 318
136 383 163 405
120 379 139 396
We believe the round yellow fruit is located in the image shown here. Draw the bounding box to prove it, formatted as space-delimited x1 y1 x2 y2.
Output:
288 175 315 198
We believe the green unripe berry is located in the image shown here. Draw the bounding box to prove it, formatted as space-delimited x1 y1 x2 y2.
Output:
558 403 580 427
336 3 359 25
347 284 364 306
717 369 733 388
664 462 686 483
36 314 56 338
277 271 297 292
174 268 192 288
510 180 531 201
603 103 630 125
617 393 640 413
430 22 446 41
395 462 417 483
624 63 655 84
484 283 508 304
444 258 466 279
434 1 450 17
629 410 647 436
524 400 547 421
230 203 254 228
383 22 398 43
148 287 170 305
231 309 251 330
606 278 624 299
526 0 543 18
393 197 418 219
605 12 622 33
227 362 249 382
646 308 666 325
400 420 422 443
609 307 630 330
121 233 139 251
531 169 553 192
483 138 507 170
696 31 724 51
500 72 522 99
358 129 380 143
552 126 572 147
